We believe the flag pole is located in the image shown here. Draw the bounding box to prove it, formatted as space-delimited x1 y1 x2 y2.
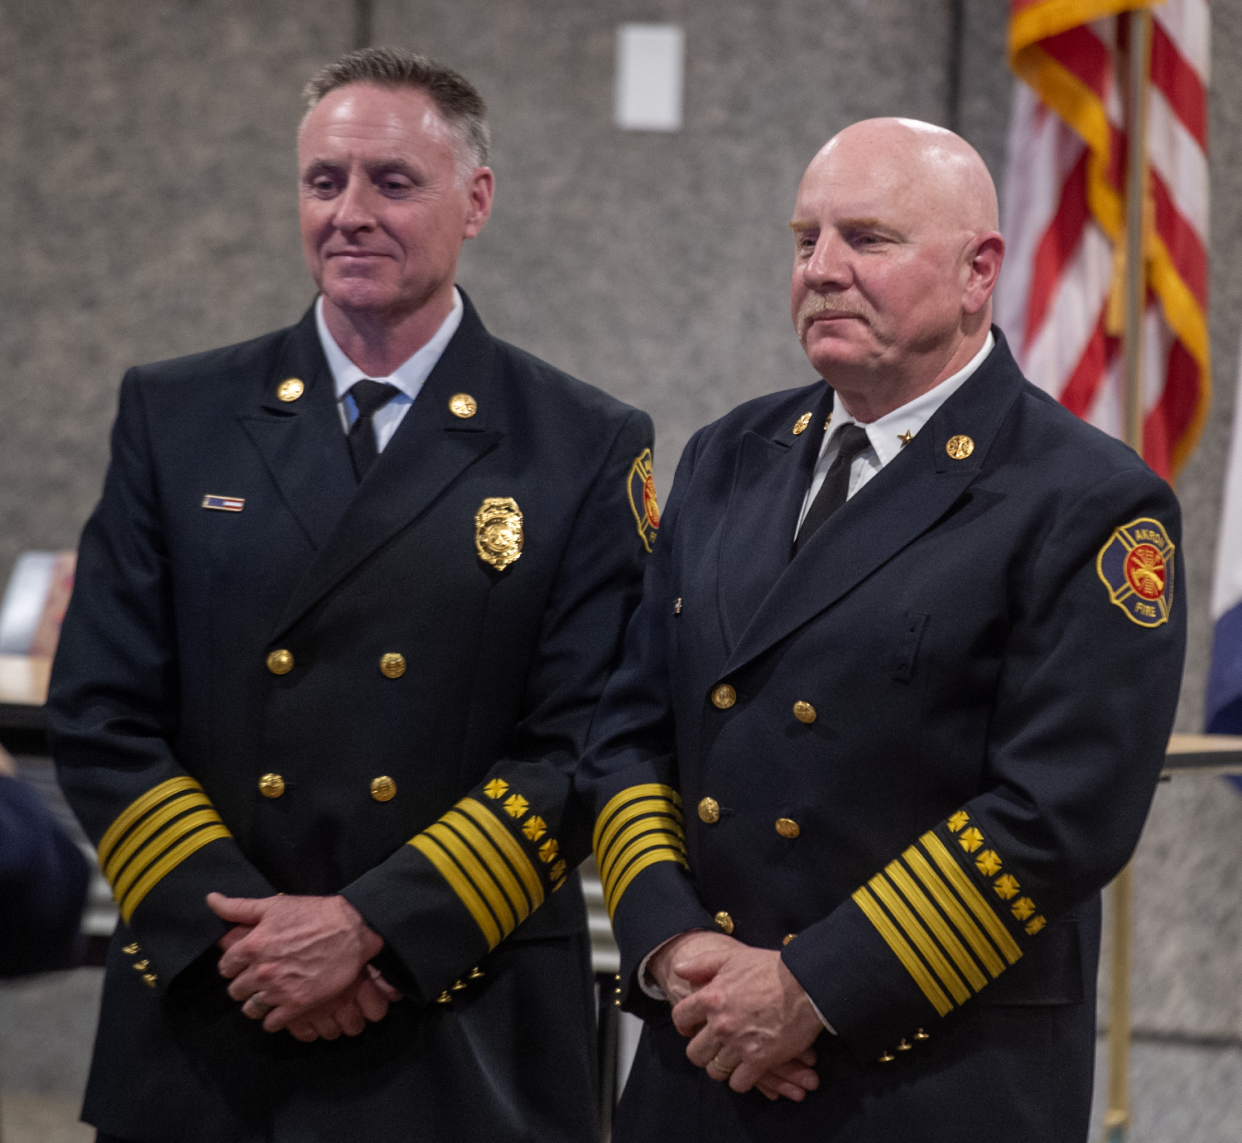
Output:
1105 11 1153 1143
1122 8 1152 456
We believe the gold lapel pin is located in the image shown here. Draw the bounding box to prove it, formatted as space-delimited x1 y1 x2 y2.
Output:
449 393 478 419
792 412 812 436
277 378 304 402
945 435 974 460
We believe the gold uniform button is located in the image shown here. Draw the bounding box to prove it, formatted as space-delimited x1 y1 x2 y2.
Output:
782 933 797 946
711 684 736 710
258 773 286 799
792 701 816 724
698 797 720 824
878 1051 896 1063
142 973 158 988
449 393 478 418
370 776 397 802
913 1028 930 1042
379 653 406 679
266 649 294 675
945 434 975 460
122 943 140 956
714 911 734 935
277 377 304 403
775 818 801 839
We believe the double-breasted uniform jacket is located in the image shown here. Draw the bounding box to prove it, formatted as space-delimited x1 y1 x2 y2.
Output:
578 331 1185 1142
48 292 655 1143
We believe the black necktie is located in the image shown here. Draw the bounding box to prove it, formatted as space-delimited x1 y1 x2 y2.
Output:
347 379 400 481
795 423 872 552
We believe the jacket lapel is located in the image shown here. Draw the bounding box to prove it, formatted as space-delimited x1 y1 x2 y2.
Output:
271 294 503 640
239 308 357 550
716 383 833 648
721 333 1027 677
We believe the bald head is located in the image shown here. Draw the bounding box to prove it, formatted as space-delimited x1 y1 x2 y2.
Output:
811 118 998 233
789 117 1005 421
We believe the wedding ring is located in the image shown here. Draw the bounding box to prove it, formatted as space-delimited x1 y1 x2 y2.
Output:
247 995 272 1018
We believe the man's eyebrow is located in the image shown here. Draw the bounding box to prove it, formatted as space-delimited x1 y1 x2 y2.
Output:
300 158 421 176
789 220 818 232
364 158 419 176
837 217 894 231
301 157 341 175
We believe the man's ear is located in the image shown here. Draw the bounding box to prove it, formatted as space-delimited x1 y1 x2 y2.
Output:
464 167 495 239
963 232 1005 316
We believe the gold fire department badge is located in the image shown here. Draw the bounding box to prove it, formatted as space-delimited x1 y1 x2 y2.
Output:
475 497 524 570
1096 517 1174 628
627 449 660 553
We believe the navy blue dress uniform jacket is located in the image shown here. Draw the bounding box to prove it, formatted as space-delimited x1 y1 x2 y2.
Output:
578 331 1185 1142
0 773 89 976
48 292 654 1143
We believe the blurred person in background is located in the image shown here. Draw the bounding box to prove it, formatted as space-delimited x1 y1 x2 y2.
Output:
0 743 88 976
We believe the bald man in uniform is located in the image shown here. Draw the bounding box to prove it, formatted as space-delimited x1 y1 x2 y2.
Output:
579 118 1185 1140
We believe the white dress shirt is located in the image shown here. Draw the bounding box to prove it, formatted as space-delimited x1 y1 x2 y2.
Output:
315 288 465 452
794 332 995 539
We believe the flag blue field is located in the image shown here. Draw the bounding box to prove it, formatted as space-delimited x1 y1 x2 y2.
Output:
1206 330 1242 794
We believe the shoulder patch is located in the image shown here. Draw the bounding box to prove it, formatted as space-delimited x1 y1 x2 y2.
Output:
1096 517 1175 628
627 448 660 552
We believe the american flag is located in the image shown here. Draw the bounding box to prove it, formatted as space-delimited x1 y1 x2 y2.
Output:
201 495 246 512
995 0 1209 481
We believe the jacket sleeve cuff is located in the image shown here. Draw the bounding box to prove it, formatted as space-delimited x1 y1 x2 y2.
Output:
782 814 1042 1062
343 765 585 1004
95 776 275 992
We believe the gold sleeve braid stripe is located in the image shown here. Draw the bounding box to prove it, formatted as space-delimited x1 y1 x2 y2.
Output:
851 826 1026 1020
597 814 684 890
408 797 544 950
593 784 688 918
96 777 233 924
852 885 953 1017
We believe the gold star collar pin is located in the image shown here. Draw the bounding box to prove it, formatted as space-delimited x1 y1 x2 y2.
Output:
898 430 913 447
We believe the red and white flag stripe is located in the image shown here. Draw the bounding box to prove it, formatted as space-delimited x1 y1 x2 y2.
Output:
997 0 1209 481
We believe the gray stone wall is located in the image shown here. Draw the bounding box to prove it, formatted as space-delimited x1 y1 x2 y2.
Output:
1 2 1240 1140
0 0 348 581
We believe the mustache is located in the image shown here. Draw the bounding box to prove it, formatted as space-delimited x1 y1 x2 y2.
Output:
797 294 870 334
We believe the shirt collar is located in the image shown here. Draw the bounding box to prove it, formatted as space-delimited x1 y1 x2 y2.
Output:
315 287 465 403
827 330 995 465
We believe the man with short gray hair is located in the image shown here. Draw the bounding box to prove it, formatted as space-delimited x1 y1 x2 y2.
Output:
51 47 653 1143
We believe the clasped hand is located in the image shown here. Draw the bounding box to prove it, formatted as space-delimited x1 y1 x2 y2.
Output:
649 932 823 1102
207 892 400 1042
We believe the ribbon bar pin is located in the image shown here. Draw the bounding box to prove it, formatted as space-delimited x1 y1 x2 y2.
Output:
202 495 245 512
